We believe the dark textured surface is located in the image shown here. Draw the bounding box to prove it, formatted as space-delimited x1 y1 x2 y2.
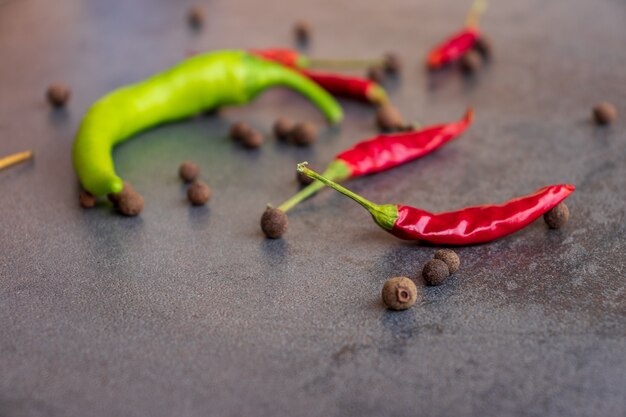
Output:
1 0 625 416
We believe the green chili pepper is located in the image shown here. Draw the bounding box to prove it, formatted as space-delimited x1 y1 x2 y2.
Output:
73 50 343 196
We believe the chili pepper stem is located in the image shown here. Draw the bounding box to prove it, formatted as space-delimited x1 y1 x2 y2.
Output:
0 150 33 171
297 162 398 229
278 159 351 212
308 58 385 70
297 162 378 211
466 0 488 28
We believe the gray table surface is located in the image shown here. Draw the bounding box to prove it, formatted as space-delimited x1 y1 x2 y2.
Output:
1 0 625 416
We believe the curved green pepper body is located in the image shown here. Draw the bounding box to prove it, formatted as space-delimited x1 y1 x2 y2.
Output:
73 50 343 196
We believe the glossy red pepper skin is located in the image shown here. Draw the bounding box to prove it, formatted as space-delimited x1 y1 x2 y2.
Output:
248 48 303 68
300 69 385 104
389 184 575 244
336 109 473 177
427 28 479 69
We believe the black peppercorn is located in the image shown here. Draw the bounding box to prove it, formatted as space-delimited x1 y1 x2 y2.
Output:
434 249 460 273
367 66 385 83
381 276 418 310
47 83 71 107
297 169 314 185
179 161 199 183
593 102 617 125
376 103 404 132
273 117 293 142
423 259 450 286
383 52 401 75
241 130 264 149
229 122 251 142
291 122 317 146
187 181 211 206
261 207 288 238
108 182 134 205
79 191 96 209
460 50 481 74
544 202 570 229
473 36 493 59
293 20 311 43
188 5 205 27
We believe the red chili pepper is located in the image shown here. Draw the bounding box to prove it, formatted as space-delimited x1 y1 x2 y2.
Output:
297 163 575 245
248 48 304 68
300 69 387 104
426 0 487 69
277 110 472 212
249 48 384 70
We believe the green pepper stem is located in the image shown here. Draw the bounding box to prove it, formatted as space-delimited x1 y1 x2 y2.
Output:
296 162 379 212
466 0 487 28
308 57 385 70
277 159 351 213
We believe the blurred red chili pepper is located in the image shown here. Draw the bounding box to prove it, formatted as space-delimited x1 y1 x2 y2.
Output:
277 110 472 212
249 48 304 68
300 69 387 104
298 163 575 245
426 0 487 69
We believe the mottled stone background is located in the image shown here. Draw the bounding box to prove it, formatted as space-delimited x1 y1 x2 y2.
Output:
1 0 624 416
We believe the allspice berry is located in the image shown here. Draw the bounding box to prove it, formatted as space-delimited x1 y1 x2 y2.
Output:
260 207 288 238
187 181 211 206
367 66 385 84
293 20 311 43
376 103 404 132
241 130 264 149
229 122 251 142
473 36 493 59
187 5 205 27
179 161 199 183
46 83 71 107
593 102 617 125
297 169 314 185
383 52 401 74
544 202 570 229
422 259 450 286
79 191 96 209
116 191 144 216
108 182 135 205
381 277 418 310
273 117 293 142
460 50 482 74
434 249 461 273
291 122 317 146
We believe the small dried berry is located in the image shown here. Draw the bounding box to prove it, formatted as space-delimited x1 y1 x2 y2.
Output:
187 5 205 27
179 161 199 183
241 130 264 149
376 103 404 132
593 102 617 125
108 182 135 205
117 191 144 216
187 181 211 206
383 52 401 74
297 169 314 185
293 20 311 43
473 36 493 59
46 83 71 107
381 277 418 310
422 259 450 286
544 202 570 229
229 122 251 142
261 207 288 238
273 117 293 141
367 66 385 84
434 249 460 273
291 122 317 146
79 191 96 209
460 50 481 74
